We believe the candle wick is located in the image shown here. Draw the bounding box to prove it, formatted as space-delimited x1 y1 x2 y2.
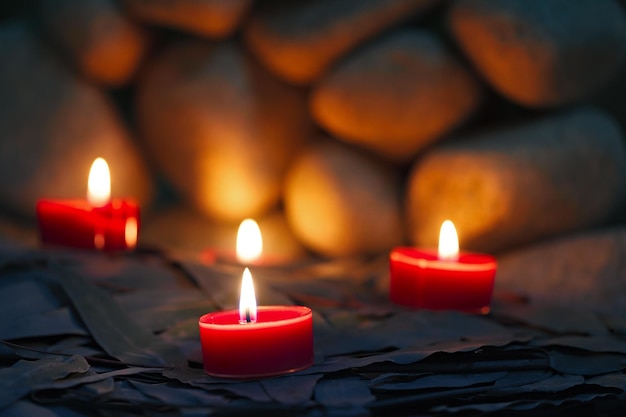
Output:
245 309 251 323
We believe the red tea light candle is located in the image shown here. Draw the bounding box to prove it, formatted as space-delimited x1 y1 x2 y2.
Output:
36 158 140 251
199 267 314 378
389 220 497 314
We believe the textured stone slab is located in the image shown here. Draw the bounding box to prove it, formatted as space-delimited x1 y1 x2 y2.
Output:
449 0 626 107
311 30 481 161
406 108 626 253
136 40 311 221
0 22 153 218
284 138 403 257
39 0 147 86
244 0 440 84
122 0 252 38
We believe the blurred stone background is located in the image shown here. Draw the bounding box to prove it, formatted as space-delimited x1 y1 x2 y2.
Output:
0 0 626 312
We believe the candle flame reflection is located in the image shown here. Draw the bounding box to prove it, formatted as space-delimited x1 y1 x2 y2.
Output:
438 220 459 261
236 218 262 264
125 217 138 249
87 158 111 207
239 267 257 324
94 233 105 250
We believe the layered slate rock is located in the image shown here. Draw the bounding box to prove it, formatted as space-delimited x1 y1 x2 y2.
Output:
122 0 252 38
244 0 440 84
39 0 147 86
406 108 626 253
449 0 626 108
311 30 481 162
0 22 153 218
136 40 311 222
496 228 626 316
284 138 403 257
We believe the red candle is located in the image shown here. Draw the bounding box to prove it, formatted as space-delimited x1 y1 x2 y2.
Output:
389 220 496 314
199 268 314 378
36 158 140 251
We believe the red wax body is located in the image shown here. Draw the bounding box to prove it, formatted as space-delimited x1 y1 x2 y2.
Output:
389 248 497 314
198 306 314 378
36 199 140 251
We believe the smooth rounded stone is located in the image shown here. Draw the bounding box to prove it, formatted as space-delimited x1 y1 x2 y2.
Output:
496 228 626 316
0 22 153 218
244 0 441 84
141 206 307 263
284 139 404 257
311 30 481 161
406 108 626 253
122 0 252 38
39 0 147 86
448 0 626 108
136 40 311 222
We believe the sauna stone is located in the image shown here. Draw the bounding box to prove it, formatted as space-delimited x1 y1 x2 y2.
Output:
449 0 626 108
122 0 252 38
244 0 441 84
136 40 311 222
39 0 147 86
311 30 481 162
284 138 403 257
0 22 153 218
406 108 626 253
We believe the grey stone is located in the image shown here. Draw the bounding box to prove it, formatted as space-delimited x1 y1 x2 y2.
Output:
136 40 311 222
311 30 481 161
0 22 153 219
284 138 404 257
406 108 626 253
39 0 147 86
449 0 626 107
122 0 253 38
244 0 441 84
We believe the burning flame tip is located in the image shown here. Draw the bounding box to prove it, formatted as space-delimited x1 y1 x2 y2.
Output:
239 267 257 323
87 157 111 207
438 220 459 261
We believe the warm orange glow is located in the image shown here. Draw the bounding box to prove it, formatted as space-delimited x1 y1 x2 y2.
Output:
236 219 263 264
438 220 459 261
125 217 138 249
239 267 257 324
94 233 105 250
87 158 111 207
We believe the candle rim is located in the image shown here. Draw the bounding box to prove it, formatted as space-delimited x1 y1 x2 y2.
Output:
199 306 312 329
390 247 496 272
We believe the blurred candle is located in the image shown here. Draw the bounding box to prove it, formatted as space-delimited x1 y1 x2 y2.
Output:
236 218 263 264
36 157 140 251
201 217 293 266
389 220 496 314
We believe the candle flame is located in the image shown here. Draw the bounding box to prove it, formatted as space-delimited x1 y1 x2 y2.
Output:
236 219 263 264
438 220 459 261
239 267 257 324
87 158 111 207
